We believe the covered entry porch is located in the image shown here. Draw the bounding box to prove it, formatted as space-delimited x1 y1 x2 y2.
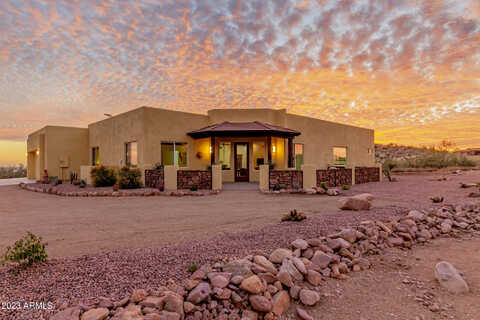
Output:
188 121 301 183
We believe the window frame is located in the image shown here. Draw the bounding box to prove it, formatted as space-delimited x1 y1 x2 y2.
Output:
91 147 100 166
294 143 304 170
332 146 347 166
124 141 138 167
160 141 188 167
218 142 232 170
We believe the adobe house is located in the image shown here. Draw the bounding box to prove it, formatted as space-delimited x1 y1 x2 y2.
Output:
27 107 376 185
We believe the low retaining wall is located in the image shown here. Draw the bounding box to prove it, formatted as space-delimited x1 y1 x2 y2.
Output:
177 170 212 189
145 169 164 188
269 170 303 190
355 167 380 184
316 168 353 187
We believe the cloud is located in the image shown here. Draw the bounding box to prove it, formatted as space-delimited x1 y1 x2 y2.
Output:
0 0 478 160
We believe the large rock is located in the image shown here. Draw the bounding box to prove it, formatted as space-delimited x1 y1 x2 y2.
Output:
80 308 109 320
130 289 148 303
269 248 292 264
222 259 253 277
281 259 303 281
296 306 313 320
271 291 290 316
434 261 469 294
306 270 322 286
311 251 332 268
240 275 265 294
163 292 185 319
140 296 164 308
249 295 272 313
187 282 211 304
276 270 293 287
209 275 229 288
51 307 81 320
291 239 309 250
339 196 372 211
299 289 320 306
253 255 278 274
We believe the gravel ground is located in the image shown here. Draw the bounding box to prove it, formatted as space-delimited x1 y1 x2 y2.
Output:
1 169 479 319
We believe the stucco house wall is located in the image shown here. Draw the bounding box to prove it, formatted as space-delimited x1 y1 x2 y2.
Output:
27 126 89 180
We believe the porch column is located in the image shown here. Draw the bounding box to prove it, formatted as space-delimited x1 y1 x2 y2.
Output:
267 136 272 164
288 137 294 168
210 136 215 165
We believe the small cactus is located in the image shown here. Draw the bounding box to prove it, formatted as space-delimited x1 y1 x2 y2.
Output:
281 209 307 222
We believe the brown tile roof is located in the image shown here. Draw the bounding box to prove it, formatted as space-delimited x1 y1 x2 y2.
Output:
187 121 301 138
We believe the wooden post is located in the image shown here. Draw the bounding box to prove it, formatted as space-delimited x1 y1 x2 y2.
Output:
288 137 294 168
211 136 215 165
267 136 272 164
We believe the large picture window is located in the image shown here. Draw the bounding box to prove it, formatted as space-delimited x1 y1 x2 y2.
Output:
125 141 138 167
253 141 265 170
218 142 231 169
333 146 347 166
91 147 100 166
294 143 304 170
161 142 187 167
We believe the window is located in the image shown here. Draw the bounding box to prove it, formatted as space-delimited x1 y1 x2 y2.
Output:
161 142 187 167
253 141 265 170
219 142 231 169
125 141 138 167
333 147 347 165
91 147 100 166
294 144 304 170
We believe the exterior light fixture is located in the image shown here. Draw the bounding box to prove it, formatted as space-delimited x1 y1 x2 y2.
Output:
209 145 212 153
36 150 40 155
272 145 276 153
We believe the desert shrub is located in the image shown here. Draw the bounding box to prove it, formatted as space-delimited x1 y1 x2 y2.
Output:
79 180 86 188
190 185 198 191
0 164 27 179
281 209 307 222
430 196 444 203
342 185 351 190
320 182 329 191
382 159 397 182
272 184 281 191
154 163 164 170
91 165 117 187
1 232 48 268
188 264 199 273
118 166 142 189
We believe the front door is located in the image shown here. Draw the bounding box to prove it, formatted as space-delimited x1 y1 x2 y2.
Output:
234 142 249 182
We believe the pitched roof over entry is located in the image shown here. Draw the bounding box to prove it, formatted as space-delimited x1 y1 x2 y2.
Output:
187 121 301 138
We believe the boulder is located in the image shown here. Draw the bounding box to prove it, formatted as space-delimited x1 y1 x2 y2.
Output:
253 255 277 274
249 295 272 313
299 289 320 306
292 257 307 275
140 296 164 309
240 275 265 294
242 310 258 320
51 307 81 320
269 248 292 264
306 270 322 286
276 270 293 287
434 261 469 294
339 196 372 211
291 239 309 250
209 275 229 288
311 251 332 268
271 291 290 316
130 289 148 303
163 292 185 319
187 282 211 304
281 259 303 281
296 306 313 320
80 308 109 320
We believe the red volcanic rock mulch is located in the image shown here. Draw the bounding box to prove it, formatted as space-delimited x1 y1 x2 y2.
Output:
0 205 405 320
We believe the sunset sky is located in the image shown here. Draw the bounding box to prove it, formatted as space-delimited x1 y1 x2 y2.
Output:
0 0 479 165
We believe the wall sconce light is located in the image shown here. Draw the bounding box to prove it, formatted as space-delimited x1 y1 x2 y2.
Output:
272 145 276 153
36 150 40 155
209 146 212 153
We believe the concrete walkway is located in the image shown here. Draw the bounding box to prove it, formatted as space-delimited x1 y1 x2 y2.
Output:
222 182 259 190
0 177 34 186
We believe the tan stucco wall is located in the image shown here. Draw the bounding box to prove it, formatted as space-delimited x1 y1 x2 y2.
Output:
26 126 89 180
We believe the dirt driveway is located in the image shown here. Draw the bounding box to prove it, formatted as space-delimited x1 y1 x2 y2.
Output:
0 170 479 258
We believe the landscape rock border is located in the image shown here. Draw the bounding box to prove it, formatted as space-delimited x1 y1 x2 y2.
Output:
52 201 480 320
18 183 220 197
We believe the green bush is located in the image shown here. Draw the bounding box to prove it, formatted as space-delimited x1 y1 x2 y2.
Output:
188 264 199 273
342 185 351 190
0 164 27 179
91 165 117 187
1 232 48 268
118 166 142 189
272 184 281 191
190 185 198 191
281 209 307 222
320 182 329 191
